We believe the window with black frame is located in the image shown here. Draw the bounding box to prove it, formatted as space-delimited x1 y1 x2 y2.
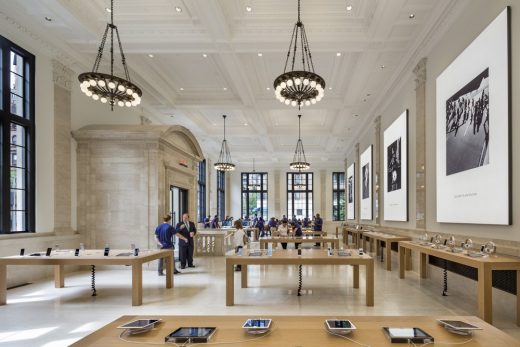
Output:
287 172 313 220
197 160 206 223
332 172 345 221
216 170 225 222
241 172 268 219
0 36 35 234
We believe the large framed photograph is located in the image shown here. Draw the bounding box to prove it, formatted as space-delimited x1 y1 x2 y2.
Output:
383 110 408 221
436 7 510 225
359 145 373 220
347 163 355 220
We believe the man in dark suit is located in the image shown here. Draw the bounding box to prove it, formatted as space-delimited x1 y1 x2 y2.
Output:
176 213 197 268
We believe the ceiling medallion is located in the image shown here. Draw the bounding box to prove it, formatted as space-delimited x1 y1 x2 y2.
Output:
274 0 325 109
214 115 235 171
290 114 310 170
78 0 142 110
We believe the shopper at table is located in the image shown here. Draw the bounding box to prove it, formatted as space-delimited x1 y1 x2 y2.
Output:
292 221 303 249
233 220 249 271
210 215 220 229
203 215 211 228
176 213 197 269
257 216 266 237
313 214 323 232
154 214 186 275
277 220 289 249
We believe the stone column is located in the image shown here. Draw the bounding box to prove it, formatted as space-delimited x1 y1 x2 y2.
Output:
414 58 427 229
354 143 360 224
274 169 281 217
52 60 73 234
320 169 326 217
373 115 382 225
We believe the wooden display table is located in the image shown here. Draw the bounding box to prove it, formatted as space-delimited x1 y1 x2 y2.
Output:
195 229 234 256
225 249 374 306
70 315 519 346
259 236 340 249
343 227 364 248
302 229 327 237
398 241 520 326
362 231 411 271
0 249 173 306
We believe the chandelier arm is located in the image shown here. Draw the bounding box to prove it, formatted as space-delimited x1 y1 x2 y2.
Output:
114 27 131 81
283 24 297 73
291 24 299 72
300 23 306 71
92 24 110 72
302 27 315 73
297 0 301 23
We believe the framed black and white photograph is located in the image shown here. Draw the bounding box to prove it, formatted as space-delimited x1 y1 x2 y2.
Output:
359 145 372 220
347 163 355 220
436 7 510 225
383 110 408 221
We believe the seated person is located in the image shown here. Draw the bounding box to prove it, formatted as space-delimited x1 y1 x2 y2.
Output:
277 220 289 249
203 215 211 228
257 216 266 237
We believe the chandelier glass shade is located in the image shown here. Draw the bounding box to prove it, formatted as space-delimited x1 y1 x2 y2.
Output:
274 0 325 109
214 115 235 171
290 114 310 170
78 0 142 110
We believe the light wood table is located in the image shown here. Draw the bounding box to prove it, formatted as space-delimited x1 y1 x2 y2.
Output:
343 227 364 248
226 249 374 306
70 315 519 347
0 249 173 306
362 231 411 271
398 241 520 326
302 230 327 237
259 236 340 249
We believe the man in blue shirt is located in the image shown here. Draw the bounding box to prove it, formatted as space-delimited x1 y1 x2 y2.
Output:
155 215 187 275
313 213 324 246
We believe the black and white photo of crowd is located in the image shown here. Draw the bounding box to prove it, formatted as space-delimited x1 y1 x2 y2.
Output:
445 68 489 176
362 164 370 199
348 176 353 203
387 138 401 192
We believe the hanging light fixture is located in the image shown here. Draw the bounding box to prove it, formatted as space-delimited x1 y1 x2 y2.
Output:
290 114 310 170
274 0 325 109
78 0 142 110
248 159 261 190
214 115 235 171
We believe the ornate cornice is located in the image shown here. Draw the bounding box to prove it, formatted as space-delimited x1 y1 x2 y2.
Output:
52 59 74 91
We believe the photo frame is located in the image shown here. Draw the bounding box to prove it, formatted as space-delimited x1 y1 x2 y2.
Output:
383 110 408 221
347 163 355 220
360 145 373 220
436 7 510 225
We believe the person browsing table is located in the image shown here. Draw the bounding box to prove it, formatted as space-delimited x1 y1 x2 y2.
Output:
155 215 187 275
176 213 197 269
277 220 289 249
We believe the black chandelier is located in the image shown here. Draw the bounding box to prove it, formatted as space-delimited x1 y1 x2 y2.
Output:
214 115 235 171
274 0 325 109
290 114 310 170
78 0 142 110
248 159 261 190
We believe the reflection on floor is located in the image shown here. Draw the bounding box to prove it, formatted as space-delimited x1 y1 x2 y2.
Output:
1 254 519 346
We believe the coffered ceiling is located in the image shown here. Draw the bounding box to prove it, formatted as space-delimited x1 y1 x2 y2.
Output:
0 0 461 168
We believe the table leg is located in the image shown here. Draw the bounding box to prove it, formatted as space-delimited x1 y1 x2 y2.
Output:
165 253 173 289
0 264 6 305
399 246 406 279
54 265 65 288
131 263 143 306
353 265 359 288
477 265 493 324
362 237 367 252
366 260 374 306
517 270 520 326
386 243 392 271
241 265 248 288
420 252 427 278
406 249 412 271
376 240 381 257
226 260 234 306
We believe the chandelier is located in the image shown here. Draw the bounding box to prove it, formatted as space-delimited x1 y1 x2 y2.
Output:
274 0 325 109
248 159 261 190
290 114 310 170
78 0 142 110
214 115 235 171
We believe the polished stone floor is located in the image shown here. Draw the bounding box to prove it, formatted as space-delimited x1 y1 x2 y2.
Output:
1 251 519 346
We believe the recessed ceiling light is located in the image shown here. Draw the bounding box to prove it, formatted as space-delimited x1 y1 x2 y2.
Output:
223 87 228 91
354 114 359 117
257 53 263 57
409 13 415 19
346 5 353 11
336 52 341 57
105 7 112 13
148 54 154 58
380 65 385 69
180 87 184 91
44 16 53 22
266 87 270 90
175 6 182 13
328 87 332 90
202 53 207 58
244 123 248 126
246 6 252 12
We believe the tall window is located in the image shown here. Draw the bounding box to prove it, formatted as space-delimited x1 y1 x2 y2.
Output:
332 172 345 221
241 172 268 218
1 37 35 233
216 170 225 221
197 160 206 223
287 172 313 220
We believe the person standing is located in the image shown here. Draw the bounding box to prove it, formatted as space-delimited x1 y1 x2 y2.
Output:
313 213 323 247
176 213 197 269
292 221 303 249
277 220 289 249
233 220 249 271
155 215 186 275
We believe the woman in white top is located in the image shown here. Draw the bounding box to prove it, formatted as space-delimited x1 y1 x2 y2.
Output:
277 220 289 249
233 220 248 271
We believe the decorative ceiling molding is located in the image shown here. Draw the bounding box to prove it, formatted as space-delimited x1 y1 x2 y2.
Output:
52 59 74 91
